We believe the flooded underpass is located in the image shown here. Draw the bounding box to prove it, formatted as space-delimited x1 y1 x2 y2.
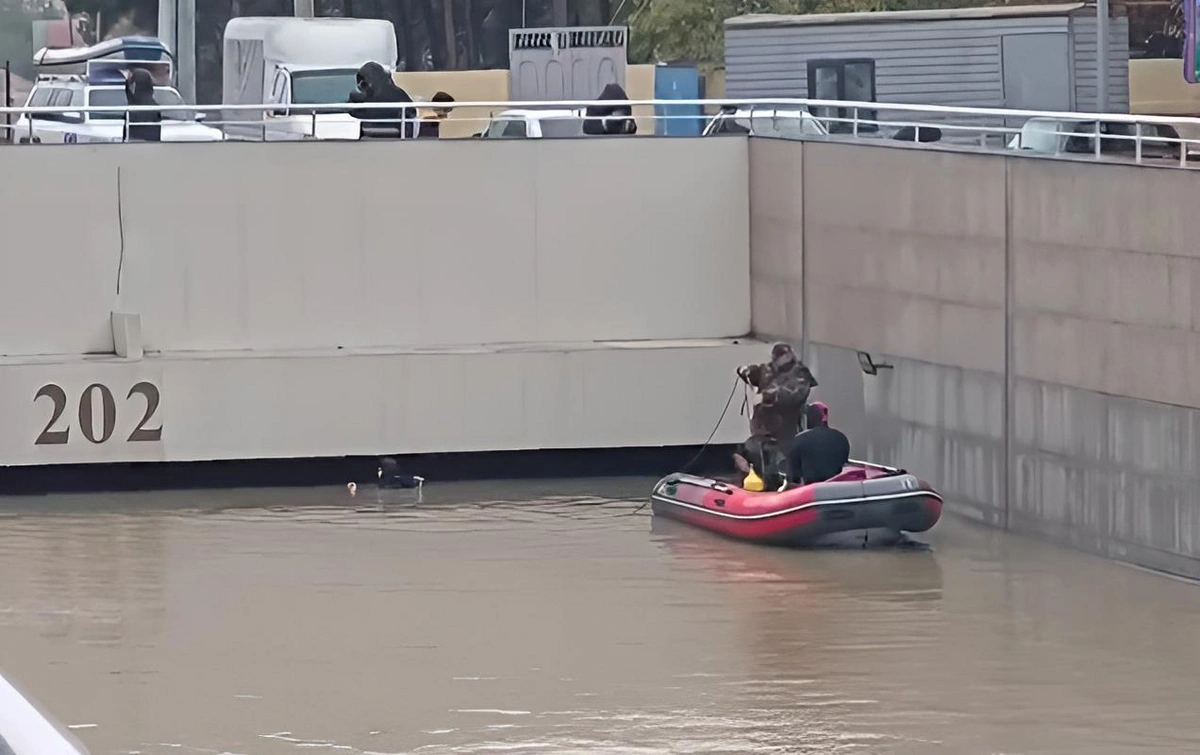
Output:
1 477 1199 755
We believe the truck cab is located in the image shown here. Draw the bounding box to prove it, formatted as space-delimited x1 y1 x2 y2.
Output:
222 17 400 141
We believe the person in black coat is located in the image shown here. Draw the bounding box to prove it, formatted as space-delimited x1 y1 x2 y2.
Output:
582 82 637 136
786 402 851 485
124 68 161 142
348 61 417 139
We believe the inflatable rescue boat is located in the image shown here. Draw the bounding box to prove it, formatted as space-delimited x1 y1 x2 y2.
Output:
650 460 942 547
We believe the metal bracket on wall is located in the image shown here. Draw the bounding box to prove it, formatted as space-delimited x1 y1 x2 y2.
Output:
856 350 893 376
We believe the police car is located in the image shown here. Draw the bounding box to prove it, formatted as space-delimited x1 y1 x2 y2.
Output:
13 36 224 144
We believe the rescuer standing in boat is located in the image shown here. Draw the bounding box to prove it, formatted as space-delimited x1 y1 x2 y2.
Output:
731 342 817 490
736 342 817 446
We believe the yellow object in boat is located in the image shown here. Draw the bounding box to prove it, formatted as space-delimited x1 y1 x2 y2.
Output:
742 467 764 491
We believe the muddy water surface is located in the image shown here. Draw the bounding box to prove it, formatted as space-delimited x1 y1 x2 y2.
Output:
1 478 1198 754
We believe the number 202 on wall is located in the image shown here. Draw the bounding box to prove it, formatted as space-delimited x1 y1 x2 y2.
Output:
34 382 163 446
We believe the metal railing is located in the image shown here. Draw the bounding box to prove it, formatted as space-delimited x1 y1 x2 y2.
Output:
1 96 1197 168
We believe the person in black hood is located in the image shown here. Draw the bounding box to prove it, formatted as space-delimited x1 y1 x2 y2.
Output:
583 82 637 136
348 61 417 138
786 402 851 485
124 68 160 142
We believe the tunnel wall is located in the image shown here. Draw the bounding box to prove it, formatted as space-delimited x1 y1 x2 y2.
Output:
749 137 1200 578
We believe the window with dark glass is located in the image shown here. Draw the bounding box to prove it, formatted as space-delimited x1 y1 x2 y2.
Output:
805 58 877 134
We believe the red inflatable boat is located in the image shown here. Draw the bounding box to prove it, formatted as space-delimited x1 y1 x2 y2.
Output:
650 460 943 547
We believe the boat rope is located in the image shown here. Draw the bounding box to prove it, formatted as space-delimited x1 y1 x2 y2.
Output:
680 375 744 475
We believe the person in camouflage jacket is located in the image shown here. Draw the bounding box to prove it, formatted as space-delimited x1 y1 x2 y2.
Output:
737 342 818 446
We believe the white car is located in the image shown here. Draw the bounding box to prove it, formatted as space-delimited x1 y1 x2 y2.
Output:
702 107 829 139
13 78 224 144
478 108 587 139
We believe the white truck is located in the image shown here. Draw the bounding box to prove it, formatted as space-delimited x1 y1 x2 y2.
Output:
221 16 398 141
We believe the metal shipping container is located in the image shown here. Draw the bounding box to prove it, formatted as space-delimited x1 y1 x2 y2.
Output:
724 3 1129 140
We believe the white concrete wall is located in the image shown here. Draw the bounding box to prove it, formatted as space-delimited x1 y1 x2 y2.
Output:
0 340 761 466
0 138 750 357
748 136 1200 579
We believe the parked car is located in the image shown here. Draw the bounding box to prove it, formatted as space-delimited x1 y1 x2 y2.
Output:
702 106 829 138
13 76 224 144
1007 116 1184 161
477 108 586 139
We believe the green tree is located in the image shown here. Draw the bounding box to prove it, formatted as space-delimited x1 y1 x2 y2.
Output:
626 0 993 65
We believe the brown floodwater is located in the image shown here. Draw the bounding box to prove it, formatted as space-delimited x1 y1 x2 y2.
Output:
1 477 1199 755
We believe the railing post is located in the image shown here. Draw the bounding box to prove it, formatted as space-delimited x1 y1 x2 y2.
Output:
1093 121 1102 159
1135 123 1142 164
852 106 859 137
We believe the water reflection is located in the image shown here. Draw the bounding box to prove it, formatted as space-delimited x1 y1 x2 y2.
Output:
0 480 1197 754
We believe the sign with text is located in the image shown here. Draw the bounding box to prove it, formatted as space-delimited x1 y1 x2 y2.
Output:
0 360 168 465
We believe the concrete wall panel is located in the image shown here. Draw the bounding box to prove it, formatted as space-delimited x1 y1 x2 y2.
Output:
0 340 761 466
0 147 122 356
0 138 750 357
1010 158 1200 407
801 142 1007 374
748 138 1200 578
748 138 804 339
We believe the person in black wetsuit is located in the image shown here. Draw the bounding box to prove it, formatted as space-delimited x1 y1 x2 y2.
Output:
378 457 423 489
124 68 161 142
348 62 417 138
786 401 850 485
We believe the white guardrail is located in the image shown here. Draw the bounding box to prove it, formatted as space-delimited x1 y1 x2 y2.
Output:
1 96 1198 167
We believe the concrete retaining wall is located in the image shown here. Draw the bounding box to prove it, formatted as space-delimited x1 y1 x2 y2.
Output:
0 138 749 357
749 137 1200 578
0 137 756 467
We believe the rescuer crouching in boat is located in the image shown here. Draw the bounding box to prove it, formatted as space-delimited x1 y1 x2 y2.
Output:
732 434 788 491
786 402 851 485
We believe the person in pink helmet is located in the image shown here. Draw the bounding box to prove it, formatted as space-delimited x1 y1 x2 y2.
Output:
786 401 850 485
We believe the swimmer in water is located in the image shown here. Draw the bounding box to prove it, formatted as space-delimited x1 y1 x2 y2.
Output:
377 457 424 489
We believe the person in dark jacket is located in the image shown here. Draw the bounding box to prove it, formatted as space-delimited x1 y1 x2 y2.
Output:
582 82 637 136
737 342 818 448
124 68 160 142
348 61 417 138
732 433 788 491
787 401 851 485
417 90 454 138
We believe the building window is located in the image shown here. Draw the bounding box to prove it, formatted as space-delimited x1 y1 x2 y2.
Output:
806 58 877 134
